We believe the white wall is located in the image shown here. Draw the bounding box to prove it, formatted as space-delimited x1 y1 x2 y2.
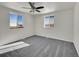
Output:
34 9 74 42
0 4 74 46
73 3 79 55
0 6 34 46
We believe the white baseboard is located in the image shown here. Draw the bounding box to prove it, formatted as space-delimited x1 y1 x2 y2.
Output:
35 34 72 43
73 41 79 56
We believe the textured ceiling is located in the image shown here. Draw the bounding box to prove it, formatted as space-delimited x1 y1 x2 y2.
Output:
0 2 75 14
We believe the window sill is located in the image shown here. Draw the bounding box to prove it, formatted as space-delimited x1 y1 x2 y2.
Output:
10 26 24 29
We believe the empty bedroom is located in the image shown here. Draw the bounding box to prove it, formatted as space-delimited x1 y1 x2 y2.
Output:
0 1 79 57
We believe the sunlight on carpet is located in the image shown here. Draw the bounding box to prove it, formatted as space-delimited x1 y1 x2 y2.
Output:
0 41 30 54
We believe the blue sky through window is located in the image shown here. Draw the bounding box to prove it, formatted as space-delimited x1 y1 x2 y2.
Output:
18 15 23 25
10 13 23 28
10 13 17 27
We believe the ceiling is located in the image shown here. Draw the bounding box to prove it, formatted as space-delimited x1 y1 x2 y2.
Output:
0 2 75 14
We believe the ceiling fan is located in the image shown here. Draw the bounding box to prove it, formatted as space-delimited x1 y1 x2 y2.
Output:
22 2 44 13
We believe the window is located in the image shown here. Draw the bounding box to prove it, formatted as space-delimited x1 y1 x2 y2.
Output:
44 15 54 28
17 15 24 28
9 13 24 29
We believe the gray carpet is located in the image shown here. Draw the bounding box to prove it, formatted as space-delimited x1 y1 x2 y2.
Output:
0 35 78 57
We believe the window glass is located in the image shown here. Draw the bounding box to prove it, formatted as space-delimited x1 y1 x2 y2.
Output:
10 13 17 27
9 13 24 29
44 16 54 28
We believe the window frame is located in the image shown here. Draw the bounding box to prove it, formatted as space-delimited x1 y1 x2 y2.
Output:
44 15 54 28
9 12 24 29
